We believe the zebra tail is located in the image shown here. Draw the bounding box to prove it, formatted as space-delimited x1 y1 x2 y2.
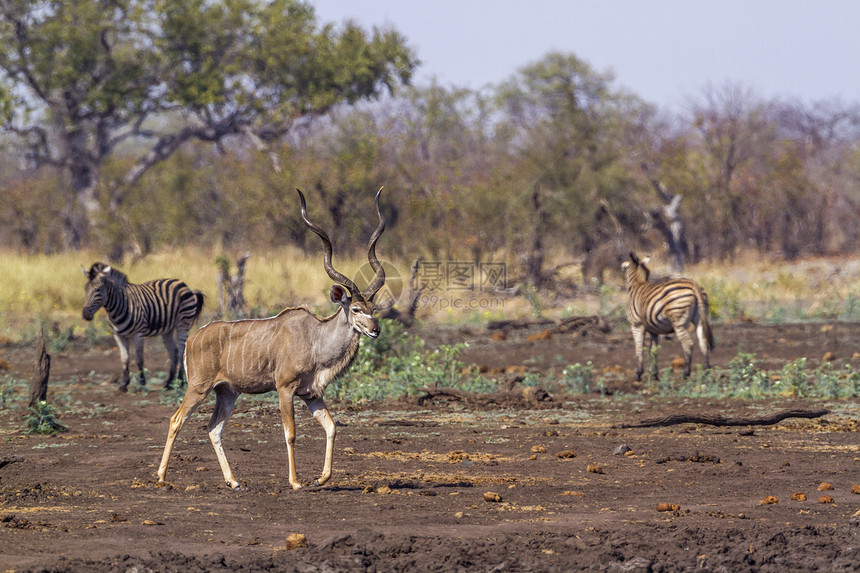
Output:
191 291 205 325
698 288 715 350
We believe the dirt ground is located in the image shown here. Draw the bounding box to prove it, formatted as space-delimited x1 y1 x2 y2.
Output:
1 319 859 572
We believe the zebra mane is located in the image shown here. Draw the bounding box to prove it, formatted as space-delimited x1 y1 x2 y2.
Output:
105 267 130 287
88 262 130 288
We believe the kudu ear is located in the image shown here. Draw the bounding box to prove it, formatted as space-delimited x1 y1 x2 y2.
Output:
330 284 352 307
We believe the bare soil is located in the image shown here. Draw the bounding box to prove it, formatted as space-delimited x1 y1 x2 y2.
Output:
1 320 859 572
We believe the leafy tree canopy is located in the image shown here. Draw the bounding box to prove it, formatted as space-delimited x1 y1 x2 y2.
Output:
0 0 417 250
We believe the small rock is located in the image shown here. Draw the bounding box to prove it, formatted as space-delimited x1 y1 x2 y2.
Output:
531 445 547 453
760 496 779 505
586 463 604 474
613 444 632 456
851 484 860 495
790 492 807 501
555 450 577 459
376 485 392 495
818 495 835 504
657 503 680 512
822 351 836 362
817 482 834 491
285 533 309 550
142 520 158 526
483 491 502 503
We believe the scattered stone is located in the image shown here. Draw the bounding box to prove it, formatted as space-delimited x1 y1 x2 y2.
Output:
555 450 577 459
613 444 632 456
657 503 680 512
491 331 507 342
671 356 685 370
285 533 309 549
376 485 391 495
586 463 604 474
818 482 834 491
818 495 835 504
483 492 502 503
142 520 158 526
760 496 779 505
561 491 585 496
531 445 547 453
528 455 537 461
851 485 860 495
790 492 807 501
822 351 836 362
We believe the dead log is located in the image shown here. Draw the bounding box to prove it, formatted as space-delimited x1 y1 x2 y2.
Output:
416 385 553 408
620 408 830 429
378 257 424 327
28 327 50 409
216 252 250 318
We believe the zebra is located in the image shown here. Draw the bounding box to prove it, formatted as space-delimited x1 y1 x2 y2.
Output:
82 263 204 391
621 252 714 380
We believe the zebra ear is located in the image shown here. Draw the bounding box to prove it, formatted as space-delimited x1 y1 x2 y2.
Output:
641 257 651 267
81 265 89 279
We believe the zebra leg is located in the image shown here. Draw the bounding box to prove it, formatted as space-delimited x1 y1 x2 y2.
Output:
208 383 241 490
631 325 646 381
648 332 660 380
134 335 146 387
113 333 132 392
161 332 179 389
673 324 696 378
175 326 191 386
696 322 711 370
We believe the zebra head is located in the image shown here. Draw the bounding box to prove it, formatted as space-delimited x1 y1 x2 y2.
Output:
81 262 114 321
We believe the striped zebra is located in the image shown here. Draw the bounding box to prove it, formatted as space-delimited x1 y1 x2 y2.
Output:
82 263 204 391
621 253 714 380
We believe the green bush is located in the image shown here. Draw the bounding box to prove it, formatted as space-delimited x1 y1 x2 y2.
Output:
25 401 67 434
330 319 496 402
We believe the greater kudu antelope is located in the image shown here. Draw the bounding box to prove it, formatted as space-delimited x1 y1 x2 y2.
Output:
157 188 387 490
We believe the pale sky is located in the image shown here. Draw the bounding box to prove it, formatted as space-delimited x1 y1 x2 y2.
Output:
311 0 860 111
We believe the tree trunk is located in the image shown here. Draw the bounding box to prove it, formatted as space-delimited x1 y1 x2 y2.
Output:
217 253 251 318
28 327 51 410
523 188 547 288
641 163 687 273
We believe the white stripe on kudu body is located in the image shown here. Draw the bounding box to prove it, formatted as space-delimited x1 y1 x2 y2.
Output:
622 253 715 381
157 188 387 490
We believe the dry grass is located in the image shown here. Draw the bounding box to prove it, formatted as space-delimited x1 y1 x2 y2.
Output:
1 248 859 344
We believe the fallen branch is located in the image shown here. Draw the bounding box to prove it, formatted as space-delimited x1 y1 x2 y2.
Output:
416 385 553 408
620 408 830 429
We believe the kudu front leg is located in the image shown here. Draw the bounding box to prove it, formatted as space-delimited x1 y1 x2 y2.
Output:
303 396 337 487
278 388 303 490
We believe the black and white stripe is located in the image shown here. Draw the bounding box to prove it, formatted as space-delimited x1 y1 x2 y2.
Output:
83 262 204 390
621 253 714 380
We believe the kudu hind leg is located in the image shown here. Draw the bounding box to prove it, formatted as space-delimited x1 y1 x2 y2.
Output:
208 384 241 489
157 388 208 483
303 396 337 487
